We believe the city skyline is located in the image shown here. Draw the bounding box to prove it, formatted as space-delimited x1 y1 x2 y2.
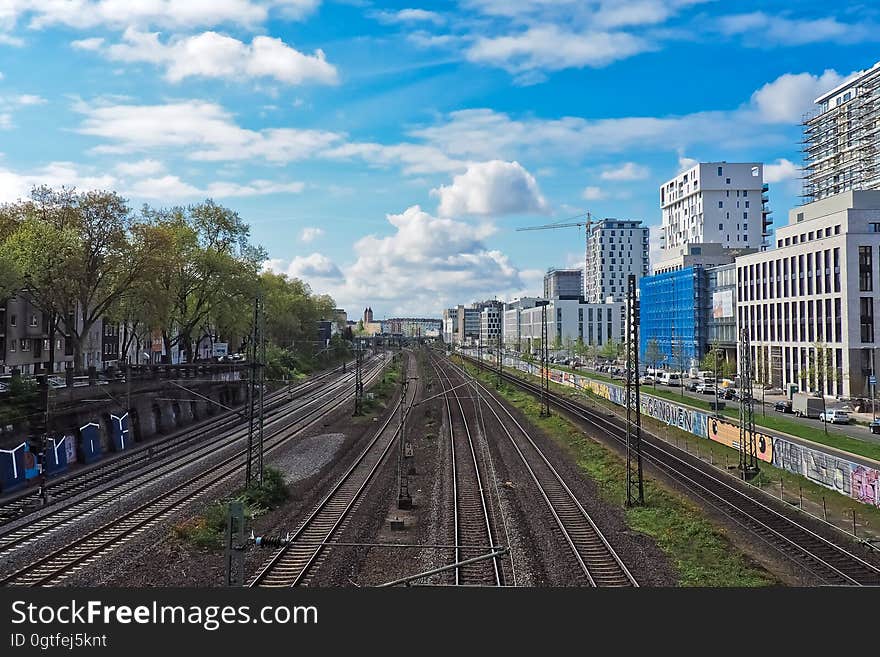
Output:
0 2 879 316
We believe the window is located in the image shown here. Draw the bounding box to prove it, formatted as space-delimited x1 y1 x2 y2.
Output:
859 246 873 291
833 248 841 292
834 225 840 235
861 298 874 343
751 167 759 177
717 166 722 176
726 178 731 184
743 190 749 196
20 338 29 352
718 201 723 208
835 298 842 342
797 212 804 223
9 314 16 327
29 314 37 327
745 201 750 208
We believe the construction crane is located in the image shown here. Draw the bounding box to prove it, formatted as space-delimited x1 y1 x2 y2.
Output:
515 211 594 238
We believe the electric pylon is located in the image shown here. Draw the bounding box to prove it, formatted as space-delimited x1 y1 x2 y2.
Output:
624 274 644 506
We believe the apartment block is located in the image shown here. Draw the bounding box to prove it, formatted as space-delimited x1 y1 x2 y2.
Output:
584 219 649 303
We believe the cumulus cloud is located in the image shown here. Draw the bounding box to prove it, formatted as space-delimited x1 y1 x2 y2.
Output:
0 161 117 202
751 69 852 123
581 186 605 201
115 158 164 177
599 161 649 181
267 252 343 280
88 28 338 86
431 160 547 217
764 158 799 184
300 226 324 242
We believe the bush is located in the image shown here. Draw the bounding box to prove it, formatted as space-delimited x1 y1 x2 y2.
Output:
242 466 289 511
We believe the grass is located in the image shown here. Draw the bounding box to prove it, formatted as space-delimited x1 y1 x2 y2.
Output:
523 357 880 463
357 355 401 418
171 466 290 550
460 359 777 587
499 362 880 537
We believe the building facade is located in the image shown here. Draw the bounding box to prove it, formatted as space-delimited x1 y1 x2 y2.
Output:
803 61 880 202
479 306 502 347
442 307 458 344
657 162 771 261
502 297 541 350
639 266 710 370
543 268 583 300
736 190 880 398
584 219 649 303
653 242 755 275
385 317 442 337
707 263 738 363
519 299 625 353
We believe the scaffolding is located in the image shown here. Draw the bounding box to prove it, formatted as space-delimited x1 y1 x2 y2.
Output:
802 63 880 202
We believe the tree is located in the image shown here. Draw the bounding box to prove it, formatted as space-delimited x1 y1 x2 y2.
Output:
600 339 617 361
0 187 156 371
645 338 663 389
552 334 563 351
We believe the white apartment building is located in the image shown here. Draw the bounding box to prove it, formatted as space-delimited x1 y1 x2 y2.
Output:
519 299 625 353
736 190 880 398
584 219 649 303
479 306 502 347
803 61 880 202
502 297 541 350
657 163 770 262
442 307 458 344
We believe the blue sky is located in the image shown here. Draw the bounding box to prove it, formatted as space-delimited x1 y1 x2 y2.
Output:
0 1 878 318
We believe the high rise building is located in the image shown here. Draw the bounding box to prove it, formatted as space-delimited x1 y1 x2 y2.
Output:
657 162 771 261
584 219 649 303
803 61 880 202
543 268 583 300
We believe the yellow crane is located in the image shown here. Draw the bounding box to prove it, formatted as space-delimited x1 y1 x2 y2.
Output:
515 211 594 243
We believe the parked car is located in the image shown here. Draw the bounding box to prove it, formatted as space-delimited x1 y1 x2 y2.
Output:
819 409 850 424
685 380 699 392
870 419 880 435
696 381 716 395
721 387 738 400
774 400 793 413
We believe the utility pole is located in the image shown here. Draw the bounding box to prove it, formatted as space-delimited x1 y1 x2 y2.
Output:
397 371 412 509
713 346 719 415
738 327 759 479
245 296 261 486
478 331 483 372
624 274 644 506
353 339 363 415
258 296 266 487
496 332 503 388
539 300 550 417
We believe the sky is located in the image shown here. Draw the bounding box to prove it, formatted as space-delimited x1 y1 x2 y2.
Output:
0 1 878 319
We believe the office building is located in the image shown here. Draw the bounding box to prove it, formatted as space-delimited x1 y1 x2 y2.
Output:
735 190 880 397
502 297 542 350
543 268 583 300
519 299 625 353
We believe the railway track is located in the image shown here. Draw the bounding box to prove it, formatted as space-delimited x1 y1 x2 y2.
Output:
0 362 350 526
456 352 880 586
0 360 375 558
442 357 636 587
0 356 390 587
250 357 413 588
431 357 503 586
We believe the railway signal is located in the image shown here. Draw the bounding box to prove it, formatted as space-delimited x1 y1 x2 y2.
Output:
624 274 644 506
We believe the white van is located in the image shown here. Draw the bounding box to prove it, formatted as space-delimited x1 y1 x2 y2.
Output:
657 371 682 386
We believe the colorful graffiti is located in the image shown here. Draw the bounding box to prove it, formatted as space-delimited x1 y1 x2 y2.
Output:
707 418 773 463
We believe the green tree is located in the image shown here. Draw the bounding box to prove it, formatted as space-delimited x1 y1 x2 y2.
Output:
600 338 617 360
0 187 157 371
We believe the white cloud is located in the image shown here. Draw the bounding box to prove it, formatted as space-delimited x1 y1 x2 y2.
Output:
0 113 12 130
300 226 324 242
71 37 104 51
467 25 652 80
431 160 547 217
14 94 45 105
677 151 698 172
0 161 117 202
4 1 310 31
116 158 164 177
599 161 649 181
91 28 338 86
764 158 799 184
127 175 305 199
270 252 343 280
373 8 445 25
76 99 344 162
582 186 605 201
751 69 852 123
717 12 879 46
0 34 24 47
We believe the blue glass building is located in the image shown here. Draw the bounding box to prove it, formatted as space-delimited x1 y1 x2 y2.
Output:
639 266 709 370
